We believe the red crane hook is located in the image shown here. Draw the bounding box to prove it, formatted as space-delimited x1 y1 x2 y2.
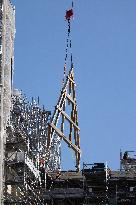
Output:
65 9 74 21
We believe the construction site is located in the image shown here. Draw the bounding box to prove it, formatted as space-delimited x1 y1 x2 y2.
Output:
0 0 136 204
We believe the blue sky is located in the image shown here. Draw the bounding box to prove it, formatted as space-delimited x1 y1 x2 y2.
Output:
12 0 136 170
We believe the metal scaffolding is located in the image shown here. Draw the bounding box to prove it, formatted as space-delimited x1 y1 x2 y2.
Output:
4 90 51 204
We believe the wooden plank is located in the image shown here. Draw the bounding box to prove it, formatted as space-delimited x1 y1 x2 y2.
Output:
49 123 81 154
68 76 76 85
56 106 80 131
66 94 76 105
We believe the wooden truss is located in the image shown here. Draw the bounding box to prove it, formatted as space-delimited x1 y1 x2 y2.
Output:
48 67 81 171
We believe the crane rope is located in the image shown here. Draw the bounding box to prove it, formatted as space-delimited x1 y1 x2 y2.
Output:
62 1 74 85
